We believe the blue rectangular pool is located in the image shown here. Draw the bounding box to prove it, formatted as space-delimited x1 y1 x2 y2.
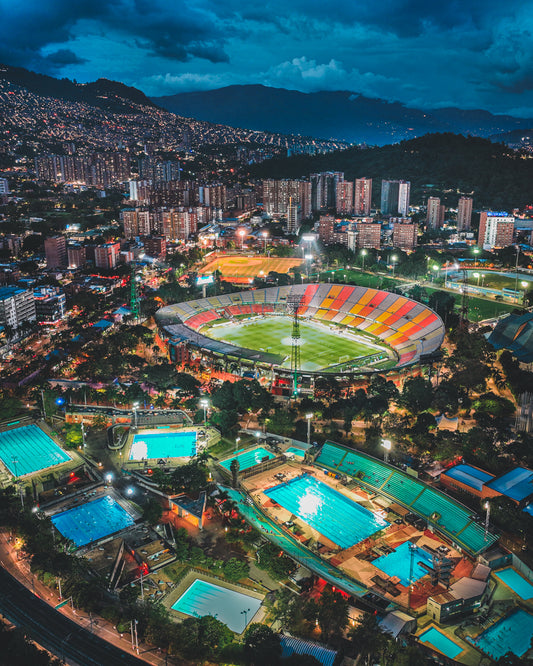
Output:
286 447 306 458
171 579 262 633
51 495 135 547
264 474 389 549
494 567 533 600
373 541 435 586
130 430 196 460
0 425 71 477
220 446 275 471
472 609 533 660
419 627 463 659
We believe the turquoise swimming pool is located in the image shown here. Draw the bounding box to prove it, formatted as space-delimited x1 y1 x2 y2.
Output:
494 567 533 600
171 579 262 633
472 608 533 660
419 627 463 659
373 541 434 586
264 474 388 548
287 447 306 457
130 430 196 460
220 447 275 471
51 495 135 547
0 425 71 477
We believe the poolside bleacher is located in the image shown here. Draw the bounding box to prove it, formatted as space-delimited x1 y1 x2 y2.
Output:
315 441 498 555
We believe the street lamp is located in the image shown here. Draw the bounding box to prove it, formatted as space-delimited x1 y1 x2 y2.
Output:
484 501 490 541
431 264 439 283
473 271 480 287
241 608 251 628
261 231 268 254
390 254 397 278
200 399 209 425
381 439 391 464
105 472 113 485
473 246 480 267
521 281 529 303
305 413 313 447
304 254 313 278
235 436 241 452
360 248 367 271
238 229 246 250
132 401 139 428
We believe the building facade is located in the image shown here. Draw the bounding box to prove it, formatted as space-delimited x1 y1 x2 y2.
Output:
478 212 515 250
354 178 372 215
457 197 473 231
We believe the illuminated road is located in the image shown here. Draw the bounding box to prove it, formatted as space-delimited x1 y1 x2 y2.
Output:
0 566 146 666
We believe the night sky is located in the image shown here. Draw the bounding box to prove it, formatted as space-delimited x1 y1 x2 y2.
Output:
2 0 533 115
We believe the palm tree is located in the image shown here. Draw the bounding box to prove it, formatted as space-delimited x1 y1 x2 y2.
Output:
230 458 240 489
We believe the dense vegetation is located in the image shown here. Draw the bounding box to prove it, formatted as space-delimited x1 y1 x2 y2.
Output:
250 133 533 209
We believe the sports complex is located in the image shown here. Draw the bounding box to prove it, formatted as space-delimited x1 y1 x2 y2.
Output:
156 283 445 383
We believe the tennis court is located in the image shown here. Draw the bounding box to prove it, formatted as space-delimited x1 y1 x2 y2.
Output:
0 425 71 477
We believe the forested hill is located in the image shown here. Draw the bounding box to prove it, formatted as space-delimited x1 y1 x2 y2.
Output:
249 133 533 210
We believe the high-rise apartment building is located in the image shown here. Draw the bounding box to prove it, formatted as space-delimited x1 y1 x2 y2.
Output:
457 197 473 231
354 178 372 215
122 208 155 239
198 184 227 210
162 209 198 241
262 180 311 219
287 201 301 235
335 181 354 215
0 178 9 194
381 180 410 216
318 215 337 244
478 212 515 250
357 221 382 249
0 286 36 329
67 244 87 269
94 242 121 269
311 172 344 211
426 197 445 229
45 236 67 269
393 221 418 250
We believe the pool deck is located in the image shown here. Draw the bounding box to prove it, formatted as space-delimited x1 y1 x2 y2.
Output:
238 461 472 613
163 569 266 634
121 425 218 471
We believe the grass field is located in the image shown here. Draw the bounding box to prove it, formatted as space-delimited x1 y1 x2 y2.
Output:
199 254 303 283
207 316 391 371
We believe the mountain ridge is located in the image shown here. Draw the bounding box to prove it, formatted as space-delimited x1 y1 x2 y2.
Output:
153 84 533 145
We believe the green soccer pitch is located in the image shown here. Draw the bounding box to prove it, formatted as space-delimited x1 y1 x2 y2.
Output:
206 316 393 371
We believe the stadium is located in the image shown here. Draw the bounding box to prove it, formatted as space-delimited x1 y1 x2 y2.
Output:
156 283 445 382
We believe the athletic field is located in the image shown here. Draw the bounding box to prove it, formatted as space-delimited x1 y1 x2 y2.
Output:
207 316 391 371
199 254 303 283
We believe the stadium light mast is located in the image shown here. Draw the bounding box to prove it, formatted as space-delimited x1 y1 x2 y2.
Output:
287 294 303 398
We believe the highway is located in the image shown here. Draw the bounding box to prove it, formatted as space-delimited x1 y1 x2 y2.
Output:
0 566 146 666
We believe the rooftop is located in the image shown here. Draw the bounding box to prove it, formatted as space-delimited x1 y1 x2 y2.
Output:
442 464 495 491
486 467 533 502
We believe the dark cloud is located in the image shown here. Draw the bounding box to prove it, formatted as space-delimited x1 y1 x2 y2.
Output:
44 49 88 66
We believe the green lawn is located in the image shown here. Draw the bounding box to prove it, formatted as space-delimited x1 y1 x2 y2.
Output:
207 316 390 371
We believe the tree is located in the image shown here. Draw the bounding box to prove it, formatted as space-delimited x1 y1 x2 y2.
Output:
179 615 233 661
244 624 282 666
142 498 163 525
210 409 239 432
230 458 240 488
169 462 208 495
64 424 83 449
223 557 249 582
400 377 433 413
316 588 349 641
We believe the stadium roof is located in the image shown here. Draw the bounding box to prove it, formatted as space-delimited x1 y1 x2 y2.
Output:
485 467 533 502
488 312 533 363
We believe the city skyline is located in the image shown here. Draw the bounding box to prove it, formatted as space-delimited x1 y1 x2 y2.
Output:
2 1 533 116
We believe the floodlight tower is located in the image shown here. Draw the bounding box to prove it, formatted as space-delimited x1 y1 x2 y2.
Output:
287 294 303 397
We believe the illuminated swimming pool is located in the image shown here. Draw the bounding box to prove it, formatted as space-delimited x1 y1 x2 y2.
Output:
130 430 196 460
419 627 463 659
171 579 261 633
264 474 388 548
287 447 306 457
51 495 135 547
472 609 533 660
220 447 275 471
494 567 533 600
0 425 71 477
373 541 434 586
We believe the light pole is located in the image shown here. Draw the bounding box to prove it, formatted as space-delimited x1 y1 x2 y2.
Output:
235 436 241 452
304 254 313 279
473 272 480 287
200 399 209 425
305 413 313 447
132 402 139 428
390 254 397 278
262 231 268 254
473 246 480 267
484 501 490 541
360 248 367 271
238 229 246 251
241 608 250 629
431 264 439 283
40 389 47 420
521 281 528 303
381 439 391 464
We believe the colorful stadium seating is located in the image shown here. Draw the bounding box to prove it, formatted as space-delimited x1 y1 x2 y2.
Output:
157 283 445 368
